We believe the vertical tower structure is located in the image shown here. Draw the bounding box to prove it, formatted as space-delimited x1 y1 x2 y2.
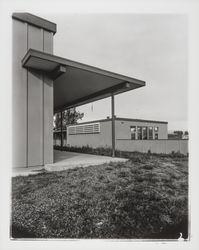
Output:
12 13 56 167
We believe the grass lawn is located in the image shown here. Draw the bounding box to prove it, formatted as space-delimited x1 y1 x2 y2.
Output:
12 154 188 239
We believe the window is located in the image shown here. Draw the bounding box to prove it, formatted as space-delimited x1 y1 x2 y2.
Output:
137 126 142 140
129 125 159 140
149 126 153 139
154 126 158 140
154 127 158 132
130 126 136 140
68 123 100 135
142 127 147 140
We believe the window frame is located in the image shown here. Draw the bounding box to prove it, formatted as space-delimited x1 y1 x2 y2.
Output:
148 126 153 140
137 126 142 140
130 126 137 140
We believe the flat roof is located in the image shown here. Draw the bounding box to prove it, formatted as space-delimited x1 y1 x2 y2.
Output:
22 49 146 112
116 117 168 124
12 13 56 34
66 117 168 126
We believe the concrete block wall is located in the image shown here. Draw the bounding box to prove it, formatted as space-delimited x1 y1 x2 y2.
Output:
12 15 54 167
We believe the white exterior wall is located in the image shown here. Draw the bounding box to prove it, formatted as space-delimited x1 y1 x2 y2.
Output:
116 139 188 155
12 20 28 168
67 119 168 148
115 119 168 140
13 18 54 168
67 119 188 155
67 121 112 148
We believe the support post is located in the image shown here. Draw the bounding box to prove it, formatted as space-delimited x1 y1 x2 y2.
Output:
60 111 63 150
111 93 115 157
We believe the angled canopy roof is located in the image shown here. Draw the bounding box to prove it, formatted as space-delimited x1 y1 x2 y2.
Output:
22 49 145 112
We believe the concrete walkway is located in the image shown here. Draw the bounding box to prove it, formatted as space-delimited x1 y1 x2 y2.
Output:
12 150 128 176
45 150 128 172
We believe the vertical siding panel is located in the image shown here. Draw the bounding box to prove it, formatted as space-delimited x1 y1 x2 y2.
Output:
27 70 43 166
28 25 43 51
27 26 43 166
43 31 53 53
43 76 53 164
43 30 54 164
12 20 27 168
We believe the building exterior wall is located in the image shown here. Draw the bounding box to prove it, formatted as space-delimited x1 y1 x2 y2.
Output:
116 139 188 155
66 119 188 155
67 121 112 148
13 18 54 168
12 20 28 168
115 119 168 140
67 118 168 148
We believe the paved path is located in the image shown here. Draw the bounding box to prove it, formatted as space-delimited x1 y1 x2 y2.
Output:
45 150 128 172
12 150 128 176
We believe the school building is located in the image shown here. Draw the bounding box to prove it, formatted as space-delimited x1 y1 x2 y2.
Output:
54 117 188 155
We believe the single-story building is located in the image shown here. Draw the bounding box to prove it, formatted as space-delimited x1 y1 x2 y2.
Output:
54 117 188 155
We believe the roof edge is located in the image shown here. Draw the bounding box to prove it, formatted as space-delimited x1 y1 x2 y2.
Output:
116 117 168 124
67 119 111 126
67 117 168 126
12 12 56 34
22 49 146 86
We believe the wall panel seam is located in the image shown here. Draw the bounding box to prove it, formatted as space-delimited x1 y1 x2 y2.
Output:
42 28 44 165
26 23 29 168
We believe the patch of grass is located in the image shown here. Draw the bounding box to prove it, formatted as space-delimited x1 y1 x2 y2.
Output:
12 156 188 239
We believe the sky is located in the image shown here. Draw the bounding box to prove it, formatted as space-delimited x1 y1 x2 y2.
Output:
43 13 188 131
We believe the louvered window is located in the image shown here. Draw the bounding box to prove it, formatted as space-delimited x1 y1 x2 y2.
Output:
68 123 100 135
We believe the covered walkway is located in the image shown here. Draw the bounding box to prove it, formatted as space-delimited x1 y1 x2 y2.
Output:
12 13 145 168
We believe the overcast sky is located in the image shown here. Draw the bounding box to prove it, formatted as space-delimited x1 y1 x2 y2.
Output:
44 13 188 131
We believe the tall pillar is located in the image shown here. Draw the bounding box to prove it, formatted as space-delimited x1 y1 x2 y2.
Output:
12 13 56 167
111 93 115 157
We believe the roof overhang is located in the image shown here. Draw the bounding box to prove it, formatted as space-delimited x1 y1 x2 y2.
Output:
22 49 146 112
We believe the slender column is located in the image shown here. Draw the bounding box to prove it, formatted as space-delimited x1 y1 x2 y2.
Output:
60 111 63 150
111 93 115 157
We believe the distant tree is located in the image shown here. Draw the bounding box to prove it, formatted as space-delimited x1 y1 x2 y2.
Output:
54 108 84 130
